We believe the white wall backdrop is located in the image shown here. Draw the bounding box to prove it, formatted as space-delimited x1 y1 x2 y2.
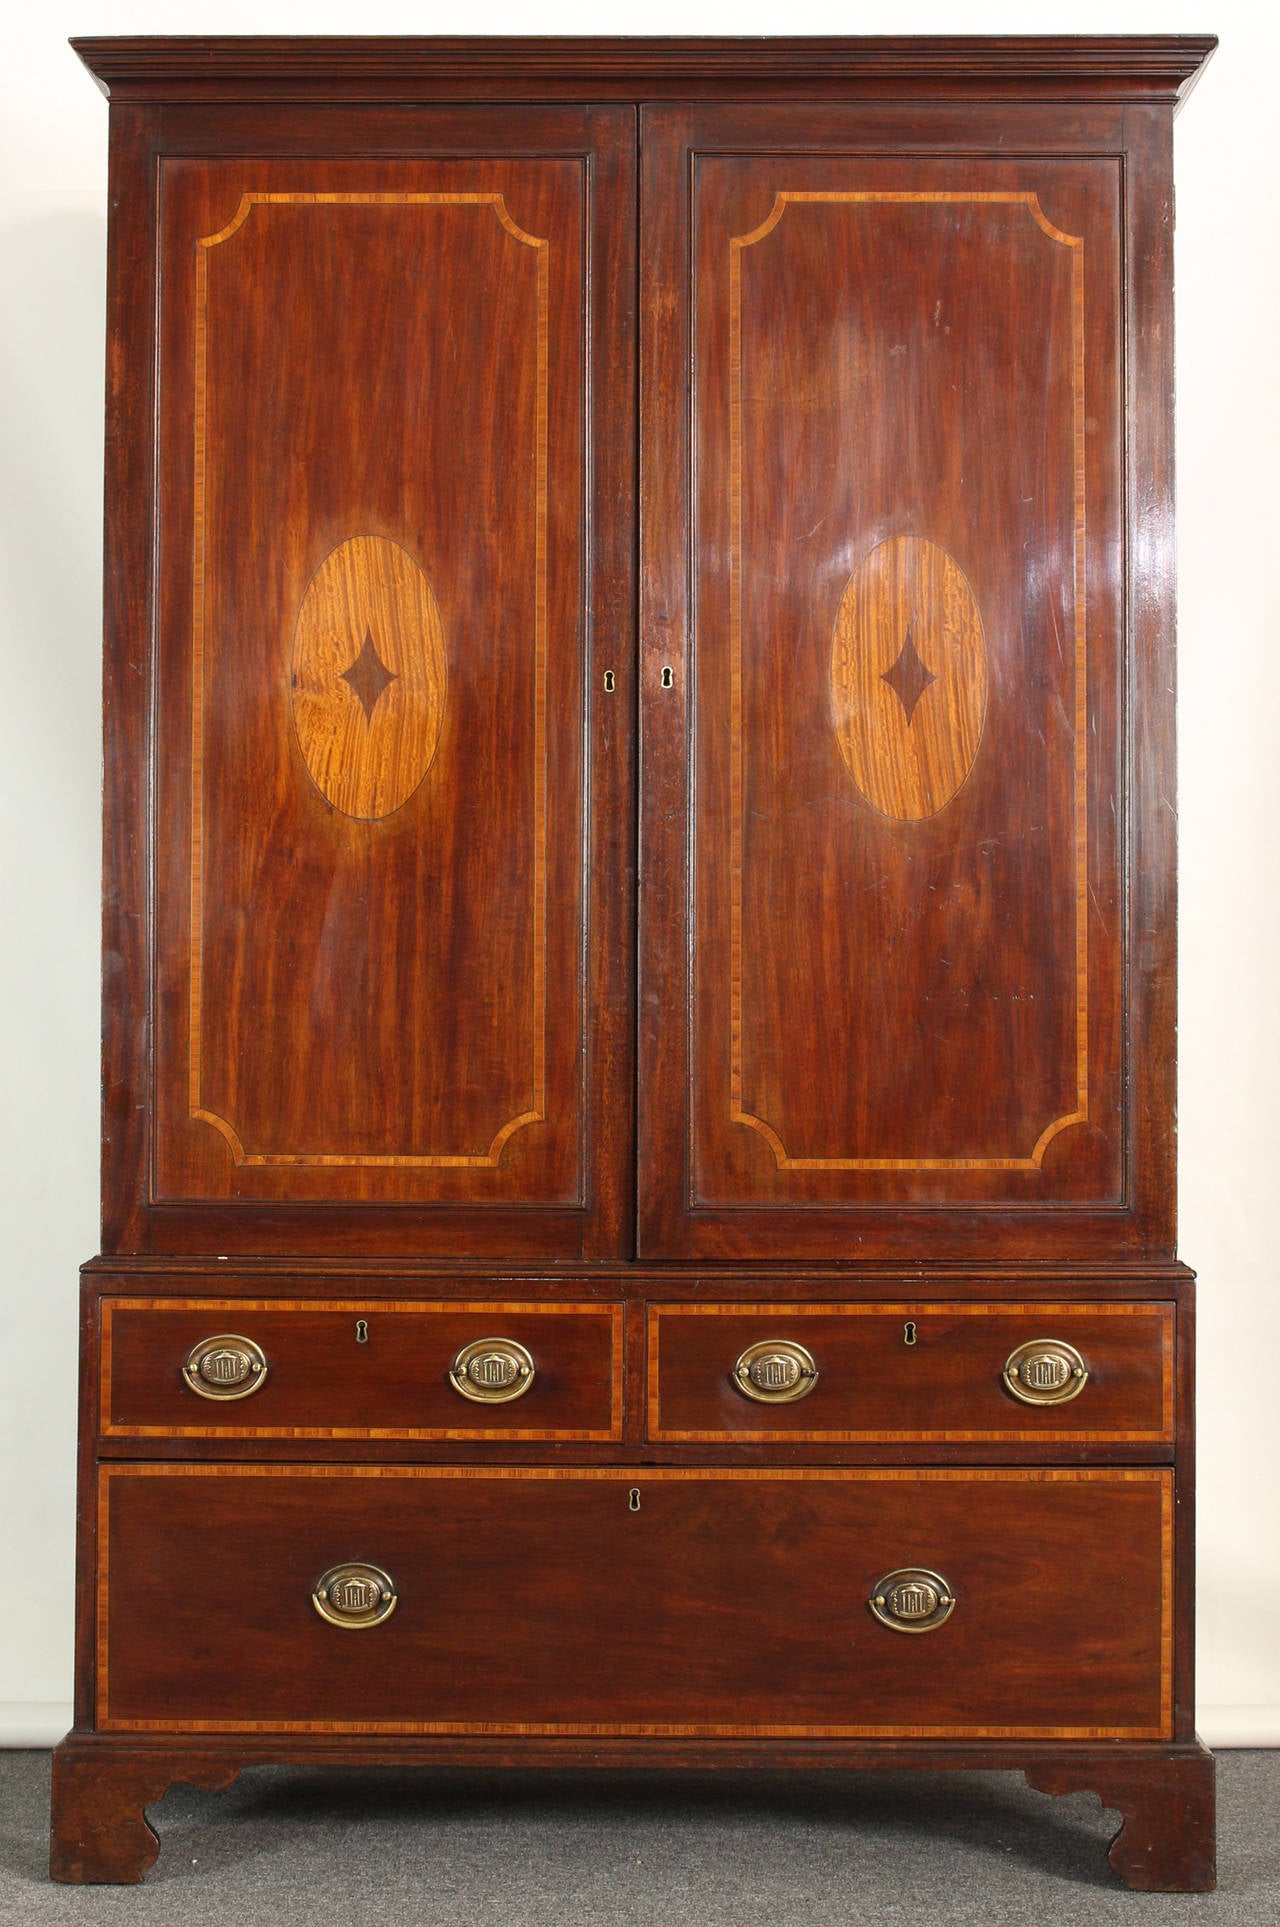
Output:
1 1 1274 1746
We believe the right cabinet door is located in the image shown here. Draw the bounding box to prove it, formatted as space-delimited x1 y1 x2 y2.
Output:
639 103 1173 1261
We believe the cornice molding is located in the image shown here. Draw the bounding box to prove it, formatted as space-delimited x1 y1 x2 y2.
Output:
72 35 1218 107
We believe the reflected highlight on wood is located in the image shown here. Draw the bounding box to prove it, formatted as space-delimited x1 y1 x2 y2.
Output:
188 189 552 1170
94 1463 1173 1740
728 189 1089 1172
291 536 447 821
831 536 987 822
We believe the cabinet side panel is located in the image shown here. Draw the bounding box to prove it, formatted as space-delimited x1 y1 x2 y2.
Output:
101 104 160 1253
1123 105 1179 1255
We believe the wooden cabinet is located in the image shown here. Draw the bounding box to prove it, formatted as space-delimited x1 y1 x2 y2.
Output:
53 36 1216 1892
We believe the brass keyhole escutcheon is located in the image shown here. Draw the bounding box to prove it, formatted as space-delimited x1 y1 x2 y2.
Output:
312 1563 397 1630
903 1321 917 1347
1002 1339 1089 1407
629 1488 641 1512
660 665 674 688
355 1319 369 1344
448 1338 536 1405
731 1340 820 1404
603 669 616 693
869 1567 956 1634
181 1334 268 1402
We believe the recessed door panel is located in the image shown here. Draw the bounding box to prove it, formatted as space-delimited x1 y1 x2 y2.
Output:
141 111 635 1253
639 109 1128 1257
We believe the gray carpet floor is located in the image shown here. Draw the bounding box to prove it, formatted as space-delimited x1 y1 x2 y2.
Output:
0 1750 1275 1924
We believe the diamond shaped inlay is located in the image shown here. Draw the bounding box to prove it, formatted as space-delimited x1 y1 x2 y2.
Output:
880 618 937 725
293 537 446 821
832 537 988 822
340 629 398 723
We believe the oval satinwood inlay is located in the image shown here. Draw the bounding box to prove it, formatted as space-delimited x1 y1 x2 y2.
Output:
291 536 447 821
830 536 988 822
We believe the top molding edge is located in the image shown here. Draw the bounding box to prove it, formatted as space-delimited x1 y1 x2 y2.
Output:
71 34 1218 105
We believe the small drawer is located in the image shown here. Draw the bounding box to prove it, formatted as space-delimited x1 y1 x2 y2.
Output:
101 1298 622 1441
95 1463 1171 1739
648 1302 1174 1444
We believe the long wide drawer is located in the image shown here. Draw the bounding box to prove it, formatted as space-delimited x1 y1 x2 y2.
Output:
648 1302 1174 1444
100 1299 622 1441
96 1465 1172 1739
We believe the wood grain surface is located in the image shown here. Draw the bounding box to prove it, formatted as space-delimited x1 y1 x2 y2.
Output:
714 165 1103 1182
830 534 989 823
288 533 448 822
72 36 1218 105
93 104 637 1255
637 107 1148 1259
96 1465 1172 1739
648 1302 1174 1444
175 176 558 1182
101 1298 623 1440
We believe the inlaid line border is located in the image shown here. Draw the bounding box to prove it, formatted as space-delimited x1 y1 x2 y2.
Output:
646 1300 1174 1442
189 193 549 1167
727 191 1088 1170
95 1464 1172 1740
99 1298 624 1442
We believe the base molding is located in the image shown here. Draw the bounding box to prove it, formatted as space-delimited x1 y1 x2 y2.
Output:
49 1729 1216 1890
14 1700 1279 1748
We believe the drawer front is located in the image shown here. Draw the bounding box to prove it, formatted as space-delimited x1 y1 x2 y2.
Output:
97 1465 1171 1739
649 1303 1174 1443
101 1300 622 1440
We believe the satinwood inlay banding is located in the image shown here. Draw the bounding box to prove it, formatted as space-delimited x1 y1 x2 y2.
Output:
189 191 551 1166
729 189 1089 1170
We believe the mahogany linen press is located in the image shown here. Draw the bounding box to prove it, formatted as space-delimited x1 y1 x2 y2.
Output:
52 35 1217 1890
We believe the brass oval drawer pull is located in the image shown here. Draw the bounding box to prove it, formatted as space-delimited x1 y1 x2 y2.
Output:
869 1567 956 1634
312 1563 397 1630
731 1339 819 1404
180 1334 268 1401
1002 1338 1089 1406
448 1337 536 1404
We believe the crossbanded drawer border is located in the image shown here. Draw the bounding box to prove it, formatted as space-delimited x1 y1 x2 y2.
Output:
95 1463 1174 1741
647 1301 1175 1443
99 1298 624 1441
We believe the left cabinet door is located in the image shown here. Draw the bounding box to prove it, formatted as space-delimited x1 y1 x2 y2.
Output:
106 108 635 1258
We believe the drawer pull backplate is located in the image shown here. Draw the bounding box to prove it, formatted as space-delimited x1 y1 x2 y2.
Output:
448 1338 536 1404
1002 1338 1089 1406
180 1334 268 1402
312 1563 398 1629
869 1567 957 1634
731 1339 820 1404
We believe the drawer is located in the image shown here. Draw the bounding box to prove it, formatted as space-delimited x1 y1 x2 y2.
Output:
100 1299 622 1441
96 1464 1172 1739
648 1303 1174 1444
